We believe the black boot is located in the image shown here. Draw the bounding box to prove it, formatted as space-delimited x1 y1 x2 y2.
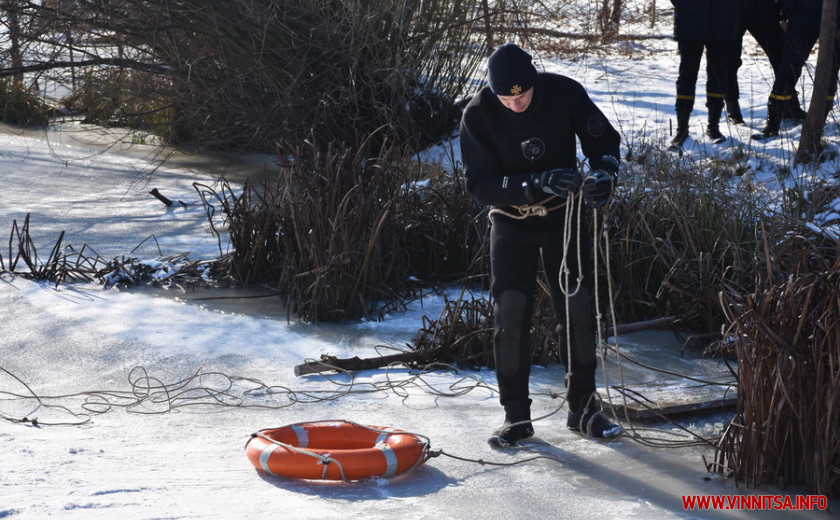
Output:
706 100 725 143
726 98 744 124
488 400 534 448
567 393 623 440
782 92 806 122
752 98 782 140
669 127 689 150
668 101 692 150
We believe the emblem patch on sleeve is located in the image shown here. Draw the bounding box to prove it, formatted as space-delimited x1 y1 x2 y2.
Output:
587 114 607 137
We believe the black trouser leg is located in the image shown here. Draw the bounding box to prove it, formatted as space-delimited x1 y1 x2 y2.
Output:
725 34 744 119
490 211 599 416
745 0 783 72
772 9 820 110
704 40 730 105
490 216 538 412
673 40 703 144
540 210 597 414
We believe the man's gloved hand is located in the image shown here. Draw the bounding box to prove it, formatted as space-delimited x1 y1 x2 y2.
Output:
529 168 583 199
583 169 616 207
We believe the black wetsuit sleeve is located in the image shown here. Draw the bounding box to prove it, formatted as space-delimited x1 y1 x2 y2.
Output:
572 84 621 176
459 105 538 207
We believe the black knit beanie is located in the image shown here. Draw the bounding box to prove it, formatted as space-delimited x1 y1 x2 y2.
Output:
488 43 537 96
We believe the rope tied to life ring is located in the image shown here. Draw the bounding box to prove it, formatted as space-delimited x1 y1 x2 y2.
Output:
251 430 354 481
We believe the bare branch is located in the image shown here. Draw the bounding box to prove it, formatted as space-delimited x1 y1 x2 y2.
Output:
0 57 167 78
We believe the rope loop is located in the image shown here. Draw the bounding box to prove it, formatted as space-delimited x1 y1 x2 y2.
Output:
487 195 564 220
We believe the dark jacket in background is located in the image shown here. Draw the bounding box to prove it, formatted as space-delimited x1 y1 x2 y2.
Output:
671 0 742 42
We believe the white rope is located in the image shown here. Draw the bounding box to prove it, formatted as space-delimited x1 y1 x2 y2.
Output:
591 203 625 424
557 178 621 423
557 189 589 394
592 204 629 425
254 430 352 482
558 190 585 299
589 191 703 446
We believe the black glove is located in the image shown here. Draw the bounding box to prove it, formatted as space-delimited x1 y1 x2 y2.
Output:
582 169 616 208
529 168 583 199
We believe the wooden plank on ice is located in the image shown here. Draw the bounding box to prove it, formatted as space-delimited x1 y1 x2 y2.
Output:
598 379 737 420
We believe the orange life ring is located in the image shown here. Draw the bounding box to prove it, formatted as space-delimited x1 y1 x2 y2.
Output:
245 420 430 481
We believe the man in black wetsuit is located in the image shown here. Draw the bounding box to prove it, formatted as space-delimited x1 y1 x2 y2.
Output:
459 42 623 447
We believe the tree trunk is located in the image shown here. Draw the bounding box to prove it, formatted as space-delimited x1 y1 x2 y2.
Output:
481 0 495 53
611 0 624 28
649 0 657 29
796 0 838 163
600 0 623 40
3 1 25 85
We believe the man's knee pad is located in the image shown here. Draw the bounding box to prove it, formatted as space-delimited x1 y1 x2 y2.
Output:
496 290 528 377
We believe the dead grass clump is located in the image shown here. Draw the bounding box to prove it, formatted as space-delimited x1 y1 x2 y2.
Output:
603 149 767 334
411 286 560 370
196 136 487 323
63 69 177 140
717 247 840 497
412 289 494 369
3 215 76 283
1 214 222 288
0 80 53 126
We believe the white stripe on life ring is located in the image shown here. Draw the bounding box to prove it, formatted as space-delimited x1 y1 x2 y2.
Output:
376 433 398 478
292 425 309 448
259 443 278 475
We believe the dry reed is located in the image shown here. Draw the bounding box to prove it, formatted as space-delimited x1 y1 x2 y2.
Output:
411 286 559 369
716 230 840 497
2 213 224 288
195 135 487 323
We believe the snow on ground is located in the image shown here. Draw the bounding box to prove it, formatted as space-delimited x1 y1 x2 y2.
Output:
2 12 840 520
